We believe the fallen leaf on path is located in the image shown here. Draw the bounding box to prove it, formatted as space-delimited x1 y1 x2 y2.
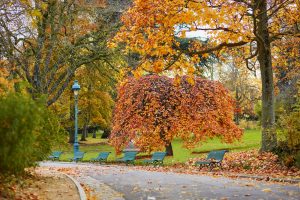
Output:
261 188 272 192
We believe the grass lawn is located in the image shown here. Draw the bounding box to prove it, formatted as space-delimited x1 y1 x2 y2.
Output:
55 129 261 165
166 129 261 164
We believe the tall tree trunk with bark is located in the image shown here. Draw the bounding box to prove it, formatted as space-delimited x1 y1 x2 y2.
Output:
165 143 173 156
159 126 174 156
255 0 277 151
81 123 87 141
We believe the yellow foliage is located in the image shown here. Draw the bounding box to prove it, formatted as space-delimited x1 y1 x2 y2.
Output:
173 75 181 86
186 76 195 85
0 63 13 95
110 0 299 78
31 9 42 19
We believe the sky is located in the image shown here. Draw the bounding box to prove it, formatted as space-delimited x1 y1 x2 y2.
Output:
186 30 208 38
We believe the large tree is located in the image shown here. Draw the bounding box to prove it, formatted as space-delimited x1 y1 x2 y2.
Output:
0 0 114 106
112 0 300 151
0 0 126 144
110 75 242 155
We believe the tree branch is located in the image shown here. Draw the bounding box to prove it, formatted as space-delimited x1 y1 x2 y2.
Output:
176 40 248 56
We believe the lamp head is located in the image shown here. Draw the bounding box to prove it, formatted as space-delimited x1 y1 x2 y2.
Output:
72 80 80 96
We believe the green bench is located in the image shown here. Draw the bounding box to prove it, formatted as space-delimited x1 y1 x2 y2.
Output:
143 152 166 166
195 150 228 170
90 152 111 163
48 151 63 161
116 151 138 165
70 151 85 162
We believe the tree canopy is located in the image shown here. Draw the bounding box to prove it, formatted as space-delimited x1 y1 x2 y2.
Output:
110 75 242 154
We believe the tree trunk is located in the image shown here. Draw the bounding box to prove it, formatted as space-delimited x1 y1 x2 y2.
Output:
68 128 74 144
101 128 111 138
165 143 173 156
235 87 240 125
256 0 277 151
81 124 87 141
92 130 96 138
234 112 240 125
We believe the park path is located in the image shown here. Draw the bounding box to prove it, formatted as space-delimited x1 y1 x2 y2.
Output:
40 162 300 200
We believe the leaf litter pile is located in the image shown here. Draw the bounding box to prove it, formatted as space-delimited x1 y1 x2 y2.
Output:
0 168 80 200
136 150 300 181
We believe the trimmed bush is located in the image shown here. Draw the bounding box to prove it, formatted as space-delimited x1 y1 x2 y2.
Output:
0 93 66 175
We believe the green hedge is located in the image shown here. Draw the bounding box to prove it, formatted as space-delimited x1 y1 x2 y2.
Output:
0 93 66 175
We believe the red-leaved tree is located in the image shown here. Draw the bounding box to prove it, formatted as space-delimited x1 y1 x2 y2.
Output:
110 75 242 155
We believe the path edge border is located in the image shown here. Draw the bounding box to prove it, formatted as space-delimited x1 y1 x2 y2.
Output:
232 174 300 184
60 172 87 200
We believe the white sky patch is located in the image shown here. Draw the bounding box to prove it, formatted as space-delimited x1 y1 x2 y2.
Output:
186 30 208 38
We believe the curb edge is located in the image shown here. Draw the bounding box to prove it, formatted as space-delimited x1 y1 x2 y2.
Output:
60 173 87 200
233 174 300 184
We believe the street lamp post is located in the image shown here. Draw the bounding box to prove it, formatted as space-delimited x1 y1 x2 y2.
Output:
72 80 80 157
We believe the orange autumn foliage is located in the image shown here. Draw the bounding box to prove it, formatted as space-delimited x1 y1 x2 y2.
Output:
273 37 300 83
112 0 299 76
110 75 242 153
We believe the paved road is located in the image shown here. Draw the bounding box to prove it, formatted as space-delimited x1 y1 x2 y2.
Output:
40 162 300 200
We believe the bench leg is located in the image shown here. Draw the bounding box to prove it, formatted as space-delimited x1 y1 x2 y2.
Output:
209 163 214 171
218 162 223 169
210 162 222 170
99 159 107 165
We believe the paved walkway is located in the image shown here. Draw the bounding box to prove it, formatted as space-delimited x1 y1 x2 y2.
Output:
40 162 300 200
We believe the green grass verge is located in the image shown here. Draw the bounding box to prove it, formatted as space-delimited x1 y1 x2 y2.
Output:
54 129 261 165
